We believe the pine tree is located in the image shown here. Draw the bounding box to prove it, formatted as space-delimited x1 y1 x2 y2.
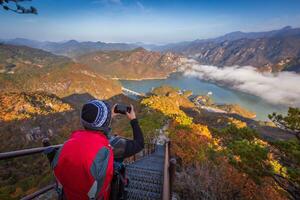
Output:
269 107 300 141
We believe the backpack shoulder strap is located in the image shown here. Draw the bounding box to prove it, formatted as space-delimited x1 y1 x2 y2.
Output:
51 145 64 169
88 146 111 200
109 136 127 159
49 145 64 200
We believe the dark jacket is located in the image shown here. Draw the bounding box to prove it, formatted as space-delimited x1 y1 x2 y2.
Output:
109 119 144 160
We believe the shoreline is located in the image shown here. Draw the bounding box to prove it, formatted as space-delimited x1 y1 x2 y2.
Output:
119 72 287 121
112 77 168 81
111 71 183 81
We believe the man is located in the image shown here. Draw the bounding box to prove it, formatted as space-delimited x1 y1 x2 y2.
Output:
46 99 144 200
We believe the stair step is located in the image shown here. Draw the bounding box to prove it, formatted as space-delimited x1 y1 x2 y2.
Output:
126 145 165 200
127 173 162 185
126 188 161 200
127 179 162 193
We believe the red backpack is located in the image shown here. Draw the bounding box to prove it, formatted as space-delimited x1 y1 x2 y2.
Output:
52 130 114 200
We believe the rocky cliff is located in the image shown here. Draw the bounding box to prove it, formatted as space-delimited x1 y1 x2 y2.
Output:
157 27 300 72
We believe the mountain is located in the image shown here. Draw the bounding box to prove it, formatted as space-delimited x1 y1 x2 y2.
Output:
154 26 300 72
0 44 122 99
2 39 139 58
198 26 300 43
154 26 300 51
76 47 185 79
0 43 71 73
3 27 300 72
186 37 300 72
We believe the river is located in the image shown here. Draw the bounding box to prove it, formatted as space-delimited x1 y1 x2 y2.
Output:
120 73 288 121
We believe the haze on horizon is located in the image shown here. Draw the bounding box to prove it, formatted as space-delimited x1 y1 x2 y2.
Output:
1 0 300 44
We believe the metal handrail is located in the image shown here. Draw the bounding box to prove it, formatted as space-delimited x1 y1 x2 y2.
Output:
0 144 63 160
20 183 56 200
124 143 156 164
0 143 156 161
162 141 171 200
0 142 157 200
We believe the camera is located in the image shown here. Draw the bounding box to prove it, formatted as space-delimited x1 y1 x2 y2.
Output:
114 104 131 115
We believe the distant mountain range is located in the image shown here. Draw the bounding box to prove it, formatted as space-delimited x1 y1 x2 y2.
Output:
154 26 300 72
1 26 300 72
0 38 139 58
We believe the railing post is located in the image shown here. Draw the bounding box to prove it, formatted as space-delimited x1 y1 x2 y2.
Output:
147 143 150 155
162 141 170 200
125 143 155 164
169 157 176 199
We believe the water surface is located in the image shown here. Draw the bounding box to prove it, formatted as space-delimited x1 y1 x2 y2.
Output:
120 74 287 120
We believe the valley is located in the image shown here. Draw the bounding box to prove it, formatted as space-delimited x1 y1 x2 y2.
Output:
121 74 288 121
0 26 300 200
3 26 300 73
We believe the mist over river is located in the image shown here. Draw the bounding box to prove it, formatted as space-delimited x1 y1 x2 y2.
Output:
120 73 288 121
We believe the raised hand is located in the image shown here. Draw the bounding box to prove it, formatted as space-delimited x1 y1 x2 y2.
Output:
126 105 136 120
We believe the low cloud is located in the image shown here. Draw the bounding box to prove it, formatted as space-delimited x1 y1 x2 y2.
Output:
182 60 300 107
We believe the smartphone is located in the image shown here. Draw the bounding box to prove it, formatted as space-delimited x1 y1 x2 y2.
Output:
114 104 131 115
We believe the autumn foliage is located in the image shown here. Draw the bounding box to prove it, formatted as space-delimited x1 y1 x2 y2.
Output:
141 86 294 199
0 92 72 122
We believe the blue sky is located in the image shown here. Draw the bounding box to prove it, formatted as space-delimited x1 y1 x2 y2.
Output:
1 0 300 44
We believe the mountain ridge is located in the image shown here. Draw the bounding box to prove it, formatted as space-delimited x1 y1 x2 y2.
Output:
2 26 300 72
76 48 185 79
152 26 300 51
0 44 122 99
154 26 300 72
1 38 140 58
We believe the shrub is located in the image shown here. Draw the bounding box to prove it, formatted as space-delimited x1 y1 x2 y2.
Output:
226 139 270 182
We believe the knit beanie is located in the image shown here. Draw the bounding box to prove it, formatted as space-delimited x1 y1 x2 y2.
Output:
80 99 112 131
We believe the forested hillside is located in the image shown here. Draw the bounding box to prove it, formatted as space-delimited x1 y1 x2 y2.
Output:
1 1 300 199
0 84 299 199
141 86 300 199
0 39 299 200
0 44 122 99
76 48 184 79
